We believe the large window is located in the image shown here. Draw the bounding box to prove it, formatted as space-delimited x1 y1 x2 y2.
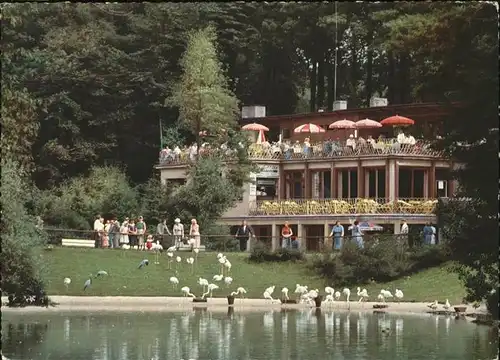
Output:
340 169 358 198
367 169 386 199
256 178 277 200
398 168 425 198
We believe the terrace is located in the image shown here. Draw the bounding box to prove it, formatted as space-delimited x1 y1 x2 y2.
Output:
248 197 437 216
157 137 444 167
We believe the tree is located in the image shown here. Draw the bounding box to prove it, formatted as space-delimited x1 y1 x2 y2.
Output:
168 25 240 151
386 3 500 317
0 159 50 307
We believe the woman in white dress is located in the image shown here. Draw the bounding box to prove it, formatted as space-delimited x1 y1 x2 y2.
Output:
189 219 201 249
119 218 130 246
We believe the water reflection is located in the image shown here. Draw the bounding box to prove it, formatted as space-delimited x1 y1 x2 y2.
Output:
2 310 498 360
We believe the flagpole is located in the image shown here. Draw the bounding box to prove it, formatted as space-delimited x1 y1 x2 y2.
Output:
159 117 163 149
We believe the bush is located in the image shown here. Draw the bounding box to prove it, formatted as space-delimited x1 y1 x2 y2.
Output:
248 243 305 263
35 166 139 230
0 159 51 307
310 240 450 287
202 224 239 252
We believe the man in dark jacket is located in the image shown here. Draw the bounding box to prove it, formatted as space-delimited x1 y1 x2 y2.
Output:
235 220 253 251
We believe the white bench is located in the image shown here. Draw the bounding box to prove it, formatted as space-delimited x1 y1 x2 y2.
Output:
61 238 94 248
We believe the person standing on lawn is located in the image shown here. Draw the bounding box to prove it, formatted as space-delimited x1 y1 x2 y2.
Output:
235 220 253 252
136 216 147 250
329 221 344 251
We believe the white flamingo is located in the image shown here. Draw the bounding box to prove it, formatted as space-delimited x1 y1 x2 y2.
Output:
343 288 351 309
334 291 341 301
325 287 335 296
357 287 369 302
63 277 71 290
295 284 308 301
377 293 385 303
224 276 233 287
206 283 219 298
218 256 227 275
224 260 232 274
263 291 279 304
380 289 393 301
166 252 174 269
324 294 335 306
181 286 195 298
395 289 404 302
186 257 195 273
198 278 209 293
213 274 223 282
281 287 289 301
152 242 163 264
443 299 451 310
169 276 179 289
428 300 438 310
235 287 247 300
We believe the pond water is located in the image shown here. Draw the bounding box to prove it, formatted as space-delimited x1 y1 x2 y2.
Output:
1 309 498 360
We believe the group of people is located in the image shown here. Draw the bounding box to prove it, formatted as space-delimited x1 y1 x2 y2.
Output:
92 215 201 250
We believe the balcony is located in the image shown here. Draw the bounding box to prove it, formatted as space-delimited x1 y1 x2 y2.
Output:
157 138 444 167
248 198 437 216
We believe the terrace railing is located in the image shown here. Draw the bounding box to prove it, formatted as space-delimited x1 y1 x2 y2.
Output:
158 138 444 166
248 198 438 216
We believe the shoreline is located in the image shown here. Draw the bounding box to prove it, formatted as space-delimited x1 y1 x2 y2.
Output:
0 296 488 316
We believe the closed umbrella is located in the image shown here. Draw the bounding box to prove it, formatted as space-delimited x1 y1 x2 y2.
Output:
242 123 270 131
294 123 326 133
256 129 266 144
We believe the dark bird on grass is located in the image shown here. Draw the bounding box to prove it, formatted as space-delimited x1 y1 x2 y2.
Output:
138 259 149 269
83 277 92 291
95 270 108 278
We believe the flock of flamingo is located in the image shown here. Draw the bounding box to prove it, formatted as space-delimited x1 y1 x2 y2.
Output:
63 245 453 311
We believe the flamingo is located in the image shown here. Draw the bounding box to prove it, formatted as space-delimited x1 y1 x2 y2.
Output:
206 283 219 298
213 274 223 282
224 260 232 274
198 278 209 293
152 242 163 264
377 293 385 303
380 289 393 301
395 289 404 302
342 288 351 309
170 276 179 288
443 299 451 310
265 286 276 296
325 287 335 296
334 291 341 301
218 256 227 275
166 252 174 269
427 300 438 310
324 294 335 306
357 287 369 302
181 286 195 298
263 291 279 303
96 270 108 278
224 276 233 287
281 287 289 301
63 277 71 290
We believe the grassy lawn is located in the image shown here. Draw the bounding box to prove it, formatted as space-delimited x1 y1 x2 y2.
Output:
41 247 465 303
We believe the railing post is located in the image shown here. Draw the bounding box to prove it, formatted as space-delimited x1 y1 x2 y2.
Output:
271 222 278 251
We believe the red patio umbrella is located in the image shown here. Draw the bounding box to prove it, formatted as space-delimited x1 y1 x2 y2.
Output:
328 119 357 129
294 123 326 133
355 118 382 129
380 115 415 126
242 123 270 131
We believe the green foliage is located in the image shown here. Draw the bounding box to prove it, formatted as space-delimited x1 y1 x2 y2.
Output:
310 240 449 287
164 158 242 228
168 25 239 144
0 159 50 307
36 166 139 229
248 242 305 263
202 224 239 252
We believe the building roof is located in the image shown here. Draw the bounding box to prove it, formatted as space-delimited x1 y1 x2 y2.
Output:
241 102 460 124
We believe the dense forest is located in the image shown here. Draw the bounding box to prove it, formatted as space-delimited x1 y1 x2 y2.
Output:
2 2 496 186
1 3 498 310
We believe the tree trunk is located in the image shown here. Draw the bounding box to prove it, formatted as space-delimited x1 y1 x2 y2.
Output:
309 60 317 112
327 53 334 111
350 40 359 108
387 51 396 104
365 29 374 106
317 55 325 110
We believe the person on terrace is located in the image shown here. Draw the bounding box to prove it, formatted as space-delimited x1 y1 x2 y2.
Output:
346 134 356 150
367 135 376 146
348 220 364 249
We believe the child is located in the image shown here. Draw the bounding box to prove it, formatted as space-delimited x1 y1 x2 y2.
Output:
101 233 109 248
145 235 154 250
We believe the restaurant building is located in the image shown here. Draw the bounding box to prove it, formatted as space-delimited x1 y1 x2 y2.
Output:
156 100 459 251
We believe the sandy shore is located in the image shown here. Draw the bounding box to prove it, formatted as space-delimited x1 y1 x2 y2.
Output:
0 296 487 315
